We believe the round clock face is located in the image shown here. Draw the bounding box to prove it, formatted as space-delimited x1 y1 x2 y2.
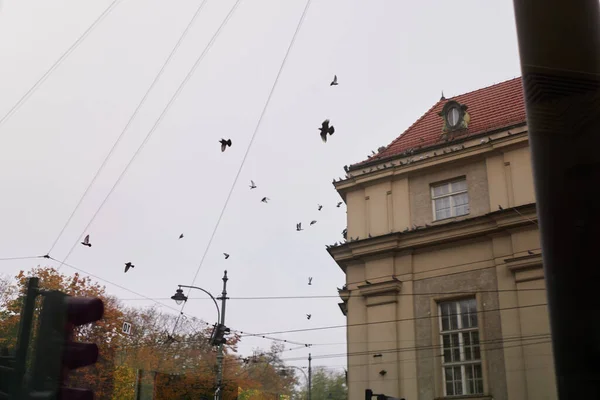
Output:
447 106 461 128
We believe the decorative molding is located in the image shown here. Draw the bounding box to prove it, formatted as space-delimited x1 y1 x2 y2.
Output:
329 204 538 271
504 253 544 282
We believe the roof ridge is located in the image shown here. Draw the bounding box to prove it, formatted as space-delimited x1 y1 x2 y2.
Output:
447 76 521 100
350 76 526 168
370 99 443 161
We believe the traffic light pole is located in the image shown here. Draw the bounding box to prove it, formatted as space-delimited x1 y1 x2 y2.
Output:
215 271 229 400
308 353 312 400
13 277 39 398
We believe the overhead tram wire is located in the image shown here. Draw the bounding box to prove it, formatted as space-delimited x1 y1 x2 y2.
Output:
47 0 210 257
176 0 315 326
240 302 548 337
48 252 314 348
0 255 49 262
55 0 244 272
0 0 125 131
116 245 546 301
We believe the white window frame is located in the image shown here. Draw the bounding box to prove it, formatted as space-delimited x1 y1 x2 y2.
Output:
438 298 483 397
431 178 469 221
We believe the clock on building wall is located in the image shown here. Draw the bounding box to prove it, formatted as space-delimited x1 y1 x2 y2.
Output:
439 100 470 133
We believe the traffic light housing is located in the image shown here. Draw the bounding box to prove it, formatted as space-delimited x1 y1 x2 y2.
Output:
210 323 230 346
365 389 405 400
29 290 104 399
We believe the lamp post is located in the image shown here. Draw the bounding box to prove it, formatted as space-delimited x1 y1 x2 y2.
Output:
279 365 309 400
171 271 229 400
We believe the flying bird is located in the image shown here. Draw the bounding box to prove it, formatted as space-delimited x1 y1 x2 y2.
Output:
318 204 323 211
365 280 372 285
296 223 303 231
223 253 230 259
330 75 338 86
308 277 313 285
250 180 257 189
219 138 232 152
527 250 534 255
81 234 91 247
498 205 504 210
310 220 317 226
306 314 312 320
319 119 335 143
261 197 269 203
124 262 134 273
336 202 343 208
179 233 184 239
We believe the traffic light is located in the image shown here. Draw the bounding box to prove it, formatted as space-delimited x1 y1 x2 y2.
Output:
210 323 230 346
29 290 104 399
365 389 405 400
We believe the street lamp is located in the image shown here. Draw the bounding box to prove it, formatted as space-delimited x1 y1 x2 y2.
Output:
170 271 229 400
171 288 187 305
171 285 221 323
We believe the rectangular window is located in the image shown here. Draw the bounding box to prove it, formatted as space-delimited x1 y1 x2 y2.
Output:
439 298 483 397
431 179 469 220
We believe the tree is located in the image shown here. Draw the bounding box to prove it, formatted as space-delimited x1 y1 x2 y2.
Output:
0 267 125 398
0 267 307 399
298 367 347 400
236 342 298 399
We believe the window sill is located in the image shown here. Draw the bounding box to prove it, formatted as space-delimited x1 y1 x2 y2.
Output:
432 212 471 224
434 395 492 400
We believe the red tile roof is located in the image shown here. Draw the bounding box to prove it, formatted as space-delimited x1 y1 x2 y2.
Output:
351 77 526 168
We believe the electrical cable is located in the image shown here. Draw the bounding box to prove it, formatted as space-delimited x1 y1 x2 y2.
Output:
55 0 243 272
116 286 546 302
39 257 313 348
177 0 314 323
219 333 552 367
241 302 548 337
47 0 210 256
0 0 125 131
0 255 48 262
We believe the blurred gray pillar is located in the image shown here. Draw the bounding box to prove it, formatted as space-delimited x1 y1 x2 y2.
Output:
512 0 600 398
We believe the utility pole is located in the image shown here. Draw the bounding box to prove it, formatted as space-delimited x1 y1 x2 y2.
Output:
215 270 229 400
308 353 312 400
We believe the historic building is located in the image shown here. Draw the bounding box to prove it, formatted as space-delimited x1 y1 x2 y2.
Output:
329 78 556 400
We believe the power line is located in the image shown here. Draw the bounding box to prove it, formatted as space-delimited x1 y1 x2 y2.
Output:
241 302 548 337
219 333 552 367
41 257 312 348
178 0 314 318
116 286 547 302
47 0 210 256
55 0 243 272
0 255 47 262
318 340 553 381
0 0 125 131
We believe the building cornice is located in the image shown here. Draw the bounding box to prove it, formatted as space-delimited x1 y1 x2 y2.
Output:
334 125 528 201
328 203 538 272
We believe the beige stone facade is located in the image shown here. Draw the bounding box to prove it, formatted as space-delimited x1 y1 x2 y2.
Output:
329 82 557 400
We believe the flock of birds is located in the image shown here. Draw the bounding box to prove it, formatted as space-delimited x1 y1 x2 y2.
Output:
75 75 347 325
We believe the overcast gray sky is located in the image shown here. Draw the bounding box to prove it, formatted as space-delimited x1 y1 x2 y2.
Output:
0 0 521 372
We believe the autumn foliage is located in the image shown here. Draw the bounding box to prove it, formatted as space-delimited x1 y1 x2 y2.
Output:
0 267 300 399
